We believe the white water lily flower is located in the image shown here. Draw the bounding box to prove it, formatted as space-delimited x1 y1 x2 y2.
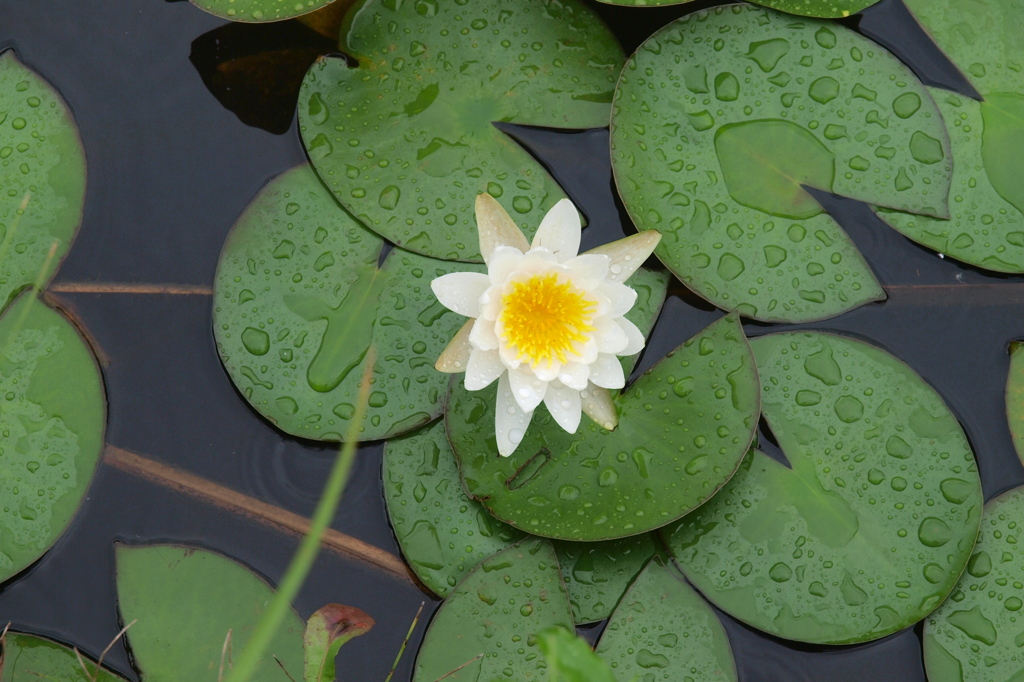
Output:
432 194 661 457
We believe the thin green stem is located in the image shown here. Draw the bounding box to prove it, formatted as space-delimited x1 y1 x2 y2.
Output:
223 351 375 682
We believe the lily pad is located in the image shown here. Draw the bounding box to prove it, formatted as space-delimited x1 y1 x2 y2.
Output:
903 0 1024 97
412 538 574 682
214 164 480 441
383 419 656 624
595 0 879 19
0 291 106 584
0 51 86 312
190 0 337 22
447 313 759 542
923 487 1024 682
0 632 126 681
876 0 1024 273
1007 342 1024 463
115 544 304 681
878 91 1024 272
610 5 951 323
664 331 983 644
297 0 623 262
595 558 737 682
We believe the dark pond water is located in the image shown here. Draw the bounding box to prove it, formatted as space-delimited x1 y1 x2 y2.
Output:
1 0 1023 680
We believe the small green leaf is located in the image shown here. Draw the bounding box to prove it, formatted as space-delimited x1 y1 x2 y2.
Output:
594 0 879 19
595 558 737 682
412 539 574 682
611 6 952 322
190 0 337 22
924 487 1024 682
0 291 106 584
665 331 983 644
537 627 615 682
877 90 1024 272
214 164 481 441
298 0 624 261
0 632 127 681
0 51 86 313
447 314 759 542
115 544 304 681
304 604 375 682
383 419 656 624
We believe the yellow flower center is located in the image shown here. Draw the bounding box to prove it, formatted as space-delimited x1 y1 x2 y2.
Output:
499 272 596 367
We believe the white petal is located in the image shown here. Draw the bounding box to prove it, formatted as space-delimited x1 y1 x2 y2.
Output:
431 272 491 318
496 373 534 457
497 338 522 370
532 361 562 383
557 362 590 391
583 231 662 283
544 383 582 433
488 246 525 286
465 349 505 390
469 318 499 351
509 366 548 412
435 319 474 372
618 317 646 356
530 198 581 262
581 383 618 431
576 337 599 365
589 354 625 389
601 282 638 318
477 193 529 263
594 317 629 355
565 253 610 291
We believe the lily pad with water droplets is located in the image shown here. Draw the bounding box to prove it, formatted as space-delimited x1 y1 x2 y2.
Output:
0 51 86 313
610 5 951 323
0 632 127 681
595 558 737 682
875 0 1024 273
0 291 106 585
383 419 657 624
595 0 878 19
664 331 982 645
214 164 481 442
923 487 1024 682
1006 342 1024 464
115 544 304 681
447 313 760 542
298 0 623 262
412 538 574 682
190 0 337 22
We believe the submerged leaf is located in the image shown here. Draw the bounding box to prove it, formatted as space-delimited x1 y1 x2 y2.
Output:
304 604 375 682
214 164 481 441
0 291 106 585
1008 342 1024 464
665 332 982 644
594 0 879 19
0 632 127 682
190 0 337 22
298 0 624 261
924 487 1024 682
611 5 951 322
0 51 86 313
412 539 574 681
447 314 759 542
115 544 304 681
